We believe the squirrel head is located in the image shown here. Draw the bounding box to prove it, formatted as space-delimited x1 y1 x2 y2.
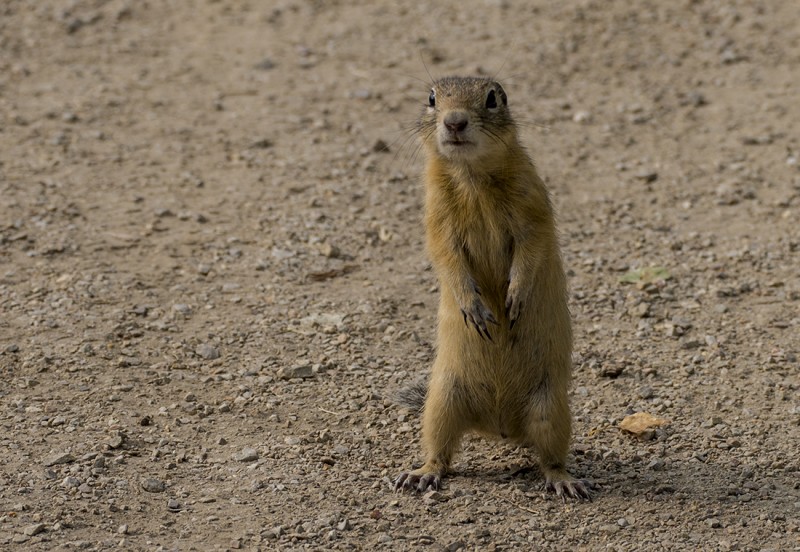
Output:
418 76 517 166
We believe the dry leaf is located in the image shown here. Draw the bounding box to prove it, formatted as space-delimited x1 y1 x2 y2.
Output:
619 266 671 285
619 412 669 439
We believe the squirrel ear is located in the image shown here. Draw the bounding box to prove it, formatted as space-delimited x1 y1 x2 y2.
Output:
485 89 498 109
496 85 508 106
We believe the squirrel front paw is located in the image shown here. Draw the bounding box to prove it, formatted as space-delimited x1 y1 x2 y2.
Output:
461 296 498 341
505 284 524 330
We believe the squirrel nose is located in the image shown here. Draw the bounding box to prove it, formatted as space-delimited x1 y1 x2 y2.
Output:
444 112 468 133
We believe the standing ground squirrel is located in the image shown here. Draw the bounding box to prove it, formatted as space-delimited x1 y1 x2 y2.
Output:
394 76 591 500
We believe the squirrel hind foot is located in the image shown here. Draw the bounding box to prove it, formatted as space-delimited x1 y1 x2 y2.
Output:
544 471 595 501
394 470 441 493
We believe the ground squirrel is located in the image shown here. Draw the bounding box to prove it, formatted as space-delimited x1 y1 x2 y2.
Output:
394 76 591 499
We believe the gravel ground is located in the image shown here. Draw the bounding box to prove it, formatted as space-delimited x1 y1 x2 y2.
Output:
1 1 799 551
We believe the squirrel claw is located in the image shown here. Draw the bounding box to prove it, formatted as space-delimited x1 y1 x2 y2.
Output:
394 471 440 493
545 478 594 501
505 292 522 330
461 298 498 342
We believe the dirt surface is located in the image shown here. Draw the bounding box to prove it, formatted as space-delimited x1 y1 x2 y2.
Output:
1 1 799 550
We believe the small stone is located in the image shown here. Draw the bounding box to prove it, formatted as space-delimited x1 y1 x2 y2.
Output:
235 448 259 462
688 91 707 107
172 303 192 315
62 476 82 488
23 523 45 536
638 386 654 399
573 110 591 123
196 344 220 360
255 58 276 70
629 302 650 318
197 264 212 275
598 363 625 378
141 478 166 493
702 416 723 428
337 519 352 531
617 518 630 528
635 171 658 183
167 499 181 512
5 343 20 353
423 490 445 504
277 364 314 380
320 243 340 259
351 88 372 100
680 339 702 350
117 525 128 535
705 518 721 528
44 452 75 467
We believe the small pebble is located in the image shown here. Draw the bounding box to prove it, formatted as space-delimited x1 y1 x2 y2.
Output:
44 452 75 467
23 523 45 536
573 110 592 123
141 478 166 493
320 243 340 259
277 364 314 380
172 303 192 315
62 476 81 488
635 170 658 183
638 386 654 399
196 344 220 360
255 58 275 70
235 448 259 462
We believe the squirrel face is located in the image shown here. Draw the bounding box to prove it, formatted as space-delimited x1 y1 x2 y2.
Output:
419 77 515 164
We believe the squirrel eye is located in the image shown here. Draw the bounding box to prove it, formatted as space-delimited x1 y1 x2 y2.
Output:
485 90 498 109
428 90 436 107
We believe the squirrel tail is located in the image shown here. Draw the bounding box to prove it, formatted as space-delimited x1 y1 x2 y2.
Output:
393 378 427 413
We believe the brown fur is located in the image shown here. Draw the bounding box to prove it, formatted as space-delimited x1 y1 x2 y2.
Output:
394 77 590 499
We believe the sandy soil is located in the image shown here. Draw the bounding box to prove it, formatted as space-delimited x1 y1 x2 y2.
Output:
1 1 799 550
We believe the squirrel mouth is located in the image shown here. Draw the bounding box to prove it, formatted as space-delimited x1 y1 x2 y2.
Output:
443 140 473 147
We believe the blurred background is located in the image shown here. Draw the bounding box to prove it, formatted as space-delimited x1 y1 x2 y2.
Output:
1 1 798 549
